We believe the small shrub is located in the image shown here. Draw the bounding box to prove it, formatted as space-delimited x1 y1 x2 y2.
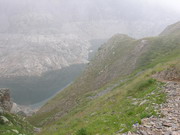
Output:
137 79 156 91
76 128 88 135
0 119 5 125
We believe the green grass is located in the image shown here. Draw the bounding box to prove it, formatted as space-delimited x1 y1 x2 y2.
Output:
29 23 180 135
136 36 180 70
0 113 34 135
34 54 179 135
76 128 88 135
38 68 167 135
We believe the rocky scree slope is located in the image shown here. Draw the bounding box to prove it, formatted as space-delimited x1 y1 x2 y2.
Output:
29 22 180 134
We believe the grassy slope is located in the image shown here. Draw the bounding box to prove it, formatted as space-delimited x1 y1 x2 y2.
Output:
0 112 34 135
29 22 180 134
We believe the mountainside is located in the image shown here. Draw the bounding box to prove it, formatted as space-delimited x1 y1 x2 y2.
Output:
160 21 180 36
0 34 89 77
29 22 180 134
1 0 180 106
0 33 89 105
1 0 179 78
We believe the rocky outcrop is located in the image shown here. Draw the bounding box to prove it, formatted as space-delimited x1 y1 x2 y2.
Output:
11 103 38 116
0 88 37 116
0 88 13 112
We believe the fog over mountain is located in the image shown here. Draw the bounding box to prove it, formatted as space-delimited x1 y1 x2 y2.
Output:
0 0 180 105
0 0 180 38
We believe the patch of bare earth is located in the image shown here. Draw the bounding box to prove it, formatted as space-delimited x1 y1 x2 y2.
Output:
153 67 180 82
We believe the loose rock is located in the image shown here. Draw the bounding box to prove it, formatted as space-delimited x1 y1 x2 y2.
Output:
122 82 180 135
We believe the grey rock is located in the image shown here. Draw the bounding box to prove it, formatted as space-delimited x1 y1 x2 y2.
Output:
0 88 13 112
164 131 172 135
139 130 148 135
0 116 9 124
34 127 42 133
139 100 147 106
162 122 172 127
11 129 19 134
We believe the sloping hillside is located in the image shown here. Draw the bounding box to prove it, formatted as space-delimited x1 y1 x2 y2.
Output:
160 21 180 36
1 0 180 106
29 22 180 134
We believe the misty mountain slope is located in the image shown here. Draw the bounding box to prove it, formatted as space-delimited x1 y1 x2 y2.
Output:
0 34 90 77
160 21 180 36
1 0 180 106
1 0 180 77
0 34 90 105
28 22 180 134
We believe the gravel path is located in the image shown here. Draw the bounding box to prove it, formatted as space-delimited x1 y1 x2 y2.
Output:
124 81 180 135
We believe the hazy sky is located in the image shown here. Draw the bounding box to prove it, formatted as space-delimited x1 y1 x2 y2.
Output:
145 0 180 13
0 0 180 18
0 0 180 38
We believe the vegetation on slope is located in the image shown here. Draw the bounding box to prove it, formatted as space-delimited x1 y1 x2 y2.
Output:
36 58 179 135
160 21 180 36
29 22 180 134
0 112 34 135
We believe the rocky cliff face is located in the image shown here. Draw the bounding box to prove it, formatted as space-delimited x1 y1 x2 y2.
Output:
0 34 90 77
0 88 13 112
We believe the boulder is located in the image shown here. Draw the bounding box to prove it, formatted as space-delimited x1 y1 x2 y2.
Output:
0 88 13 112
0 116 9 124
11 129 19 134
